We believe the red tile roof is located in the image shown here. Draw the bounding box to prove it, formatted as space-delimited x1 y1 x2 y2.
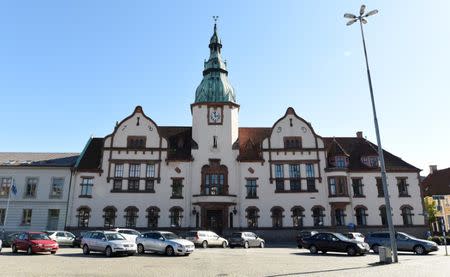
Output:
421 167 450 196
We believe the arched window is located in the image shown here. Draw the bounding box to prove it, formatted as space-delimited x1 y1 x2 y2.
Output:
201 160 228 195
103 206 117 228
334 208 346 226
311 206 325 227
246 206 259 228
146 206 160 228
271 206 284 228
169 206 183 227
401 205 414 226
354 205 368 226
379 205 387 226
124 206 139 228
77 206 91 227
291 206 305 228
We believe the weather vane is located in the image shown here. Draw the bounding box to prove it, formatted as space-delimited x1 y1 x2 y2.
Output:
213 16 219 24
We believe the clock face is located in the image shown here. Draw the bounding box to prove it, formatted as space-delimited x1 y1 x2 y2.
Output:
210 110 221 122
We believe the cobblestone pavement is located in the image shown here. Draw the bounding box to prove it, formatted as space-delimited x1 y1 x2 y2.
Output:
0 245 449 277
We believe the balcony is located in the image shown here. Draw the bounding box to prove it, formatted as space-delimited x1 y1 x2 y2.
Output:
328 195 351 204
192 194 237 205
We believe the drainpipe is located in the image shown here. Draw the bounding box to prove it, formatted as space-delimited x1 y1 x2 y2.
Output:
64 168 74 230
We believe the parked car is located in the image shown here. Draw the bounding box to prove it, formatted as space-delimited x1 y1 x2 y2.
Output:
82 231 136 257
228 232 265 249
296 230 318 248
46 231 76 246
11 232 59 255
185 230 228 248
345 232 365 243
0 239 2 252
110 228 141 243
301 232 369 256
2 233 19 247
365 231 439 255
136 231 195 256
72 232 85 248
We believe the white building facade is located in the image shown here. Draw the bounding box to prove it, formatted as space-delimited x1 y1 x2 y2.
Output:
66 24 425 239
0 153 78 233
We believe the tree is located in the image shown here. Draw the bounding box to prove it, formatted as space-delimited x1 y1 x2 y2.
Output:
424 197 438 231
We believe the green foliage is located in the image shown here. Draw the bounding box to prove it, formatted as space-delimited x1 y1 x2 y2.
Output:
425 199 438 225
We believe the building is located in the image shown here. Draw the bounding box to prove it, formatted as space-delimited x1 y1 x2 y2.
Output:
421 166 450 233
0 153 78 232
66 23 425 239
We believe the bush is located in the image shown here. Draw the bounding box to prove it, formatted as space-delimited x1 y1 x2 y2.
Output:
428 236 443 245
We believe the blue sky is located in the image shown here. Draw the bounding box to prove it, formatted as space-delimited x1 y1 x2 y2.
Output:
1 1 449 174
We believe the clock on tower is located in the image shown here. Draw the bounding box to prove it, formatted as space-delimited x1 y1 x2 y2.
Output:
208 106 223 125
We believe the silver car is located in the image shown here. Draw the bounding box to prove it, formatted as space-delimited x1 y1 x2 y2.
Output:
46 231 76 246
185 230 228 248
136 231 195 256
81 231 137 257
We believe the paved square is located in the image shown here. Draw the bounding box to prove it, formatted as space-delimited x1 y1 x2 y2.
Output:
0 245 449 276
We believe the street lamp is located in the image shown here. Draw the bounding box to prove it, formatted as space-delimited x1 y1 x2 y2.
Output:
345 5 399 263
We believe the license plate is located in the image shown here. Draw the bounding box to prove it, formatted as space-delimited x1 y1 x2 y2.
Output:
46 248 52 251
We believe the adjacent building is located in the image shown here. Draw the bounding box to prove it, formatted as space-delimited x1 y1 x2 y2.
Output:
0 153 78 232
66 23 425 239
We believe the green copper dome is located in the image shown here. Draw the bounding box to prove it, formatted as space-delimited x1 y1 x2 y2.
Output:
195 23 236 103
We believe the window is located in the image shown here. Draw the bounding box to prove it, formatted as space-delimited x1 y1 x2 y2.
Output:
335 156 347 168
129 164 141 178
171 179 183 198
113 179 122 191
127 136 146 149
328 177 348 197
379 206 387 226
77 206 90 227
114 164 124 177
22 209 32 225
204 174 224 195
351 178 364 197
103 206 117 228
24 178 38 198
50 178 64 198
291 206 304 227
355 206 368 226
271 207 284 228
401 206 414 226
0 177 12 197
146 164 155 178
312 206 325 226
145 180 155 192
334 208 346 226
128 179 140 191
0 208 5 225
246 179 257 198
213 136 218 148
246 207 259 228
275 164 284 191
376 178 384 197
146 206 160 228
80 178 93 197
283 137 302 149
305 164 316 191
289 164 301 191
124 206 139 228
397 178 409 197
361 156 379 167
169 207 183 227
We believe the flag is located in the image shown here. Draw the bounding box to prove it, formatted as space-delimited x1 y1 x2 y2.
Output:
11 181 17 195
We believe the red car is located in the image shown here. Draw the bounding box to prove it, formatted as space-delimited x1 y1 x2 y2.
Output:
12 232 59 255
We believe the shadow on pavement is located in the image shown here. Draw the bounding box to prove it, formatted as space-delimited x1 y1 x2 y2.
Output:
265 263 386 277
290 252 367 258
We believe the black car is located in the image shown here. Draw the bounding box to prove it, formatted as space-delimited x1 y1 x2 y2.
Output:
228 232 265 248
296 230 318 248
301 232 370 256
72 232 85 248
1 233 19 247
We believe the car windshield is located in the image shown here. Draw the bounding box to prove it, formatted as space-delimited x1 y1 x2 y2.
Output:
106 233 126 241
29 233 50 240
162 232 179 240
334 233 351 241
231 233 242 238
67 233 75 238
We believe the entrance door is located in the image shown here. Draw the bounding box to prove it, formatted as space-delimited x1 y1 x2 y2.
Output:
47 209 60 230
206 210 224 234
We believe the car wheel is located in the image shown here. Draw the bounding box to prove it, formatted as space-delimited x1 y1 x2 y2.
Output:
202 241 208 248
185 253 190 256
297 245 303 249
27 246 33 255
51 251 56 255
309 245 318 254
260 242 265 248
165 246 175 256
12 244 17 253
229 245 235 249
105 246 113 257
347 246 357 256
414 245 426 255
137 244 145 255
372 244 380 254
82 244 90 255
222 241 227 248
244 241 249 249
321 250 327 254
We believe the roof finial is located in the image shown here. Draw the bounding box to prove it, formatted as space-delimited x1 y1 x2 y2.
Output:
213 16 219 31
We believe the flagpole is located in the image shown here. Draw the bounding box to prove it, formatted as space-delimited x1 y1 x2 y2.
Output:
3 178 14 231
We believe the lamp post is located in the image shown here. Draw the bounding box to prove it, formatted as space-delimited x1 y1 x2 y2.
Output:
345 5 398 263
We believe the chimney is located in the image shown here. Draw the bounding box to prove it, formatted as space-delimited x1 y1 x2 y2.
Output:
429 165 437 174
356 131 363 138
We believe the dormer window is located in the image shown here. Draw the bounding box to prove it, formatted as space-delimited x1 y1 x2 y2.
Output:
283 137 302 149
329 156 348 168
127 136 146 149
361 156 379 167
